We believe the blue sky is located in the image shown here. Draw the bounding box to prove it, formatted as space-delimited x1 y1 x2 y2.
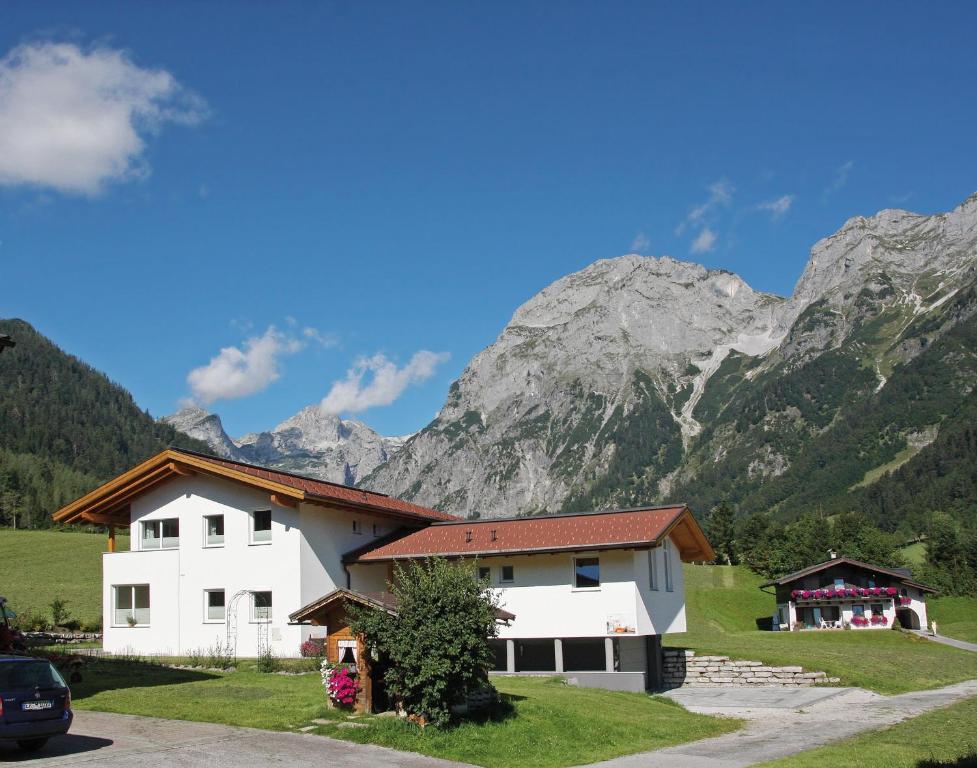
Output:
2 2 976 438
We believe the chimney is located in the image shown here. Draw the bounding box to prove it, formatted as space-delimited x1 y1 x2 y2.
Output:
828 549 838 560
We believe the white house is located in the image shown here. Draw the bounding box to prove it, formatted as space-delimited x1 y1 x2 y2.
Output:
54 448 713 694
761 556 936 632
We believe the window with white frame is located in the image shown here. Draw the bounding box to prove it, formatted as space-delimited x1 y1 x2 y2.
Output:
251 510 271 544
252 591 272 622
114 585 150 626
205 589 225 622
500 565 514 583
649 547 659 591
141 519 179 550
204 515 224 547
573 557 600 589
664 539 674 592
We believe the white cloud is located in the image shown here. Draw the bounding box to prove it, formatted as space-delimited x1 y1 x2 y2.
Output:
630 231 650 253
757 194 794 220
320 351 450 415
690 227 717 254
676 178 734 235
187 327 303 405
303 326 340 348
0 41 206 195
823 160 853 199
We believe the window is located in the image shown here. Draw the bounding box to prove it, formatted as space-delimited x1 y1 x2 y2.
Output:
205 590 225 622
204 515 224 547
252 510 271 544
852 604 865 616
870 602 883 616
337 639 357 664
478 566 491 582
574 557 600 589
114 585 150 626
649 548 659 591
352 520 362 535
252 591 272 622
664 540 674 592
141 519 179 550
500 565 514 583
372 523 381 537
834 578 845 589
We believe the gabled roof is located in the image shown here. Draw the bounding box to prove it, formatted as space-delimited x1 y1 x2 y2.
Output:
52 448 457 526
760 557 938 593
344 504 714 563
289 588 516 624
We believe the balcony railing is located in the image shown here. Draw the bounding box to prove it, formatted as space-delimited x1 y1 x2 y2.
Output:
791 587 898 601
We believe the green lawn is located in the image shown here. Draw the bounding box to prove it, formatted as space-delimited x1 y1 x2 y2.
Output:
0 528 126 628
71 659 738 768
929 597 977 645
759 696 977 767
666 565 977 695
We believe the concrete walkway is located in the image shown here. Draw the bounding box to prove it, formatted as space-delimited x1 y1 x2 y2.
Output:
577 680 977 768
0 710 472 767
909 629 977 653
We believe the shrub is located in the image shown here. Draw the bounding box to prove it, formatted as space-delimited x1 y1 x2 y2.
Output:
255 646 280 673
207 640 235 670
349 557 501 728
49 598 71 628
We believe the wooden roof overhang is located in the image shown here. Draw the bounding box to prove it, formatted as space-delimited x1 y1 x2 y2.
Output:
52 449 306 527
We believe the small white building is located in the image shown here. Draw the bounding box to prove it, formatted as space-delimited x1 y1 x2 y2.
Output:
761 556 935 632
54 449 713 693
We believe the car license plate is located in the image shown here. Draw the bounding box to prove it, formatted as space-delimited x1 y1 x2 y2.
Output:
22 700 53 711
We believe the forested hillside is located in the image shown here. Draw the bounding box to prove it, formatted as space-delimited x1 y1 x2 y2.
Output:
0 318 209 527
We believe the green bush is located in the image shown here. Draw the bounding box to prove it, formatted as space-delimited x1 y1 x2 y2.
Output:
350 557 501 728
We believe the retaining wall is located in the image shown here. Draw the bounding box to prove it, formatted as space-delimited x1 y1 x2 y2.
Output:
662 649 841 688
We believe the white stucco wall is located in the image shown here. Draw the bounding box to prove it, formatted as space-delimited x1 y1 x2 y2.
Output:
349 534 687 641
102 474 390 658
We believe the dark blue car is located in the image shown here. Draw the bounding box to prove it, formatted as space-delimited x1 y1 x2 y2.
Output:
0 656 73 752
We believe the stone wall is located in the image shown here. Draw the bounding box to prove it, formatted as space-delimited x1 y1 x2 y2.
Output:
662 649 841 688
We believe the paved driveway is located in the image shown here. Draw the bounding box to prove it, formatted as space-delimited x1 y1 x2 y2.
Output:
0 710 471 767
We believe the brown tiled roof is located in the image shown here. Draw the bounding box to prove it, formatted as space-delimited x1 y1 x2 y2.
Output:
176 449 457 522
345 505 715 563
53 448 457 525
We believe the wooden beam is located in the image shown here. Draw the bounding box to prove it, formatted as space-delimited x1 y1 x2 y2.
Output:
271 493 299 509
168 462 195 476
108 525 116 553
81 512 130 526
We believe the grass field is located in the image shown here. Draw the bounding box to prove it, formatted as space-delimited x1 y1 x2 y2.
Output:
928 597 977 645
70 659 738 768
0 528 126 627
666 564 977 695
759 696 977 767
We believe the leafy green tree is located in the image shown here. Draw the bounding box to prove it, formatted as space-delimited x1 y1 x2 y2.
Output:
706 501 737 565
349 557 501 727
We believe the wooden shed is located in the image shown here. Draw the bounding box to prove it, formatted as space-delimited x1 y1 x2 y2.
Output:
289 589 400 713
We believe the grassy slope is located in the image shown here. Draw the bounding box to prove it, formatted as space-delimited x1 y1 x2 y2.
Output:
0 528 127 626
666 565 977 695
928 597 977 645
760 697 977 768
72 661 737 768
